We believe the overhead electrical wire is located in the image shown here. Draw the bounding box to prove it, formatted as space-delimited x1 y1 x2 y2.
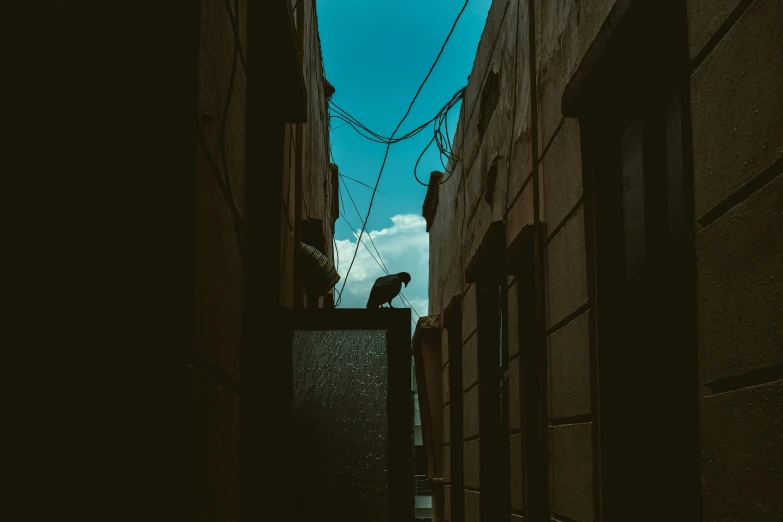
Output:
197 0 246 270
219 0 242 226
338 177 421 320
330 88 465 190
328 87 464 168
334 0 471 302
339 173 392 199
330 100 441 145
334 182 409 313
330 86 463 306
338 213 418 329
338 188 421 326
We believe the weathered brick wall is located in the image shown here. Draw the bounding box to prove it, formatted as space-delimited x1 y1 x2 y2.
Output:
429 0 781 520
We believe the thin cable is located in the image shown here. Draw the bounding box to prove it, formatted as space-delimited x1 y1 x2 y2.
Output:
336 0 471 299
338 180 421 320
412 88 465 186
331 87 466 191
205 0 245 268
223 0 247 72
329 87 464 150
329 103 437 144
338 212 419 326
196 0 246 266
333 235 339 273
339 176 390 275
450 0 511 189
339 173 392 198
219 0 242 220
197 128 245 268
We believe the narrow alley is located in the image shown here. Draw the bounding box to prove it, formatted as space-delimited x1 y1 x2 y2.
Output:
5 0 781 521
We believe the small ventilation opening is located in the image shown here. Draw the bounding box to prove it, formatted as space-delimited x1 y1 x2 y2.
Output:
478 70 500 138
485 156 500 205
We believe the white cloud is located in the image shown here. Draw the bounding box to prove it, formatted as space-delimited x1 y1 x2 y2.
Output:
334 214 429 334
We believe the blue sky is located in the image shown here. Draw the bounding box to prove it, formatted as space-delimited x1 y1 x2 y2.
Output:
317 0 492 317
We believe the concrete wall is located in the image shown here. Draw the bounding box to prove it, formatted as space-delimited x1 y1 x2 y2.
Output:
280 0 336 308
689 0 783 519
191 0 334 518
192 0 248 517
427 0 782 520
429 1 606 520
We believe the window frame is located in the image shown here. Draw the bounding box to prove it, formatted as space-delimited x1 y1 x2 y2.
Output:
504 223 548 521
568 2 701 519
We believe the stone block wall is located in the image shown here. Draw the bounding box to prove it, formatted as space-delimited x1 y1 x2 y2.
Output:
427 0 782 520
688 0 783 518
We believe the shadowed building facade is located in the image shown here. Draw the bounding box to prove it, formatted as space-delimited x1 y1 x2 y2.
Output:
416 1 782 521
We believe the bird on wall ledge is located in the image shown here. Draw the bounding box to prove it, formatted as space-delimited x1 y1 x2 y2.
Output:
366 272 411 308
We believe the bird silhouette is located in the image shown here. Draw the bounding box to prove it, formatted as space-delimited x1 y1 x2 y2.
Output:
366 272 411 308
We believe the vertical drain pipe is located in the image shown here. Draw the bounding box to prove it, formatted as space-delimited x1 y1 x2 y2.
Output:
293 0 305 308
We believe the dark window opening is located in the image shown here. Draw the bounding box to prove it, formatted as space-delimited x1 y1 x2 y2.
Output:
477 279 510 522
484 156 499 206
583 39 699 522
478 70 500 138
513 231 548 522
566 3 699 517
588 89 699 519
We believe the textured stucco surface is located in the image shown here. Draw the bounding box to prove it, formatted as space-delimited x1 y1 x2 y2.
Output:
429 2 601 519
544 204 588 328
195 0 248 385
541 117 582 234
443 444 452 482
462 333 479 390
550 422 594 522
690 0 783 220
281 0 335 306
463 386 480 439
465 489 481 522
702 381 783 521
505 177 535 248
462 284 478 341
425 1 781 520
443 404 451 445
548 310 591 419
189 365 240 522
535 0 616 151
464 438 481 488
442 363 451 405
508 0 533 203
697 174 783 383
192 1 333 518
441 326 450 367
685 0 743 61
